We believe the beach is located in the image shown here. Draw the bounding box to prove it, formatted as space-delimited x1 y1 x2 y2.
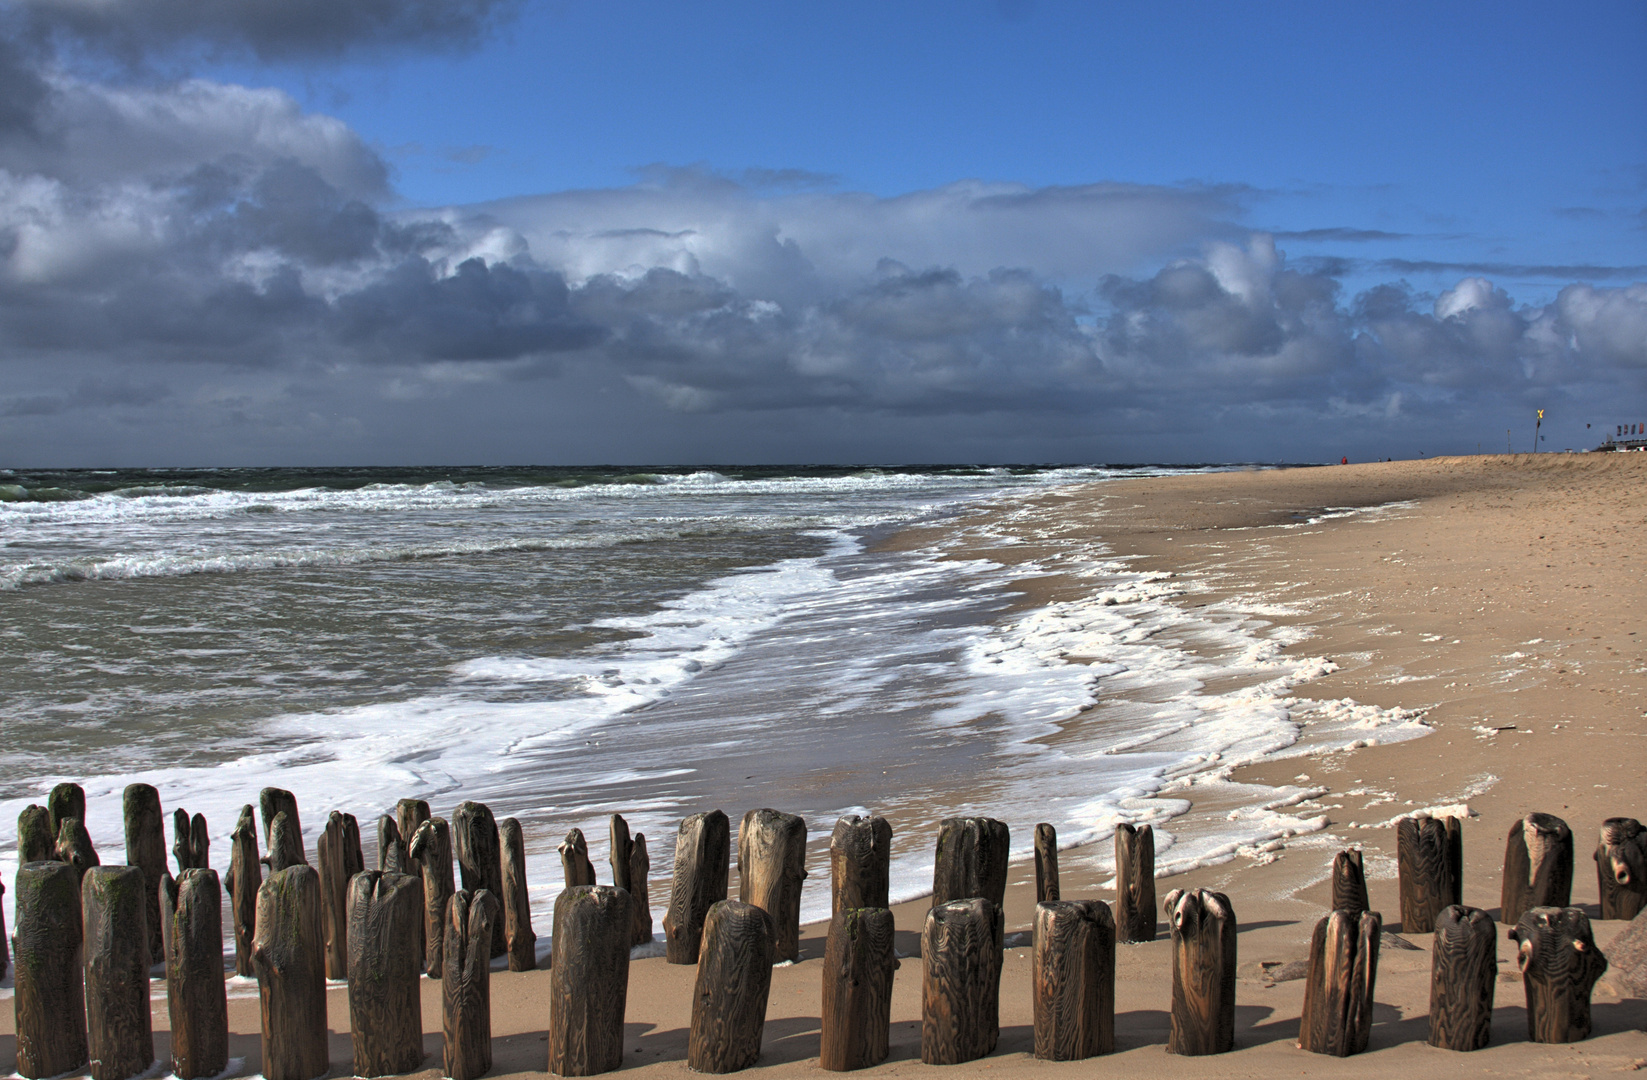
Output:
5 452 1646 1076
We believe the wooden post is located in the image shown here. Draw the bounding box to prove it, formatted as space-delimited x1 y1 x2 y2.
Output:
163 869 230 1080
738 807 808 963
932 816 1009 909
123 781 171 970
453 800 507 958
664 809 731 964
1114 822 1156 943
1502 812 1574 926
830 814 892 914
1034 823 1059 903
631 832 654 944
318 810 364 980
1509 906 1608 1043
1595 817 1647 921
1164 888 1237 1056
1397 814 1462 932
548 886 631 1076
348 870 425 1077
688 900 776 1073
408 816 455 978
83 865 155 1080
265 809 305 872
442 888 502 1080
820 907 898 1071
560 827 596 888
396 798 430 964
14 860 88 1078
1298 908 1380 1056
54 815 99 885
173 808 210 872
500 817 537 970
226 804 262 977
18 803 55 863
0 879 7 981
610 814 634 893
1032 899 1115 1061
259 787 304 862
1331 849 1370 918
1427 904 1496 1051
920 896 1004 1065
47 781 85 837
377 815 403 870
253 864 328 1080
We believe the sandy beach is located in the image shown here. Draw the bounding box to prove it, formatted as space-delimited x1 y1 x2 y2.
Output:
6 452 1646 1078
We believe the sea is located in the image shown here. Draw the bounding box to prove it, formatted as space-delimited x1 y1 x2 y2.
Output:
0 464 1432 953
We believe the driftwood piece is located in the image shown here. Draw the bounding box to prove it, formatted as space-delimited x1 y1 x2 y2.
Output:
259 787 303 862
1298 908 1380 1056
442 888 503 1080
500 817 537 970
1164 888 1237 1056
631 832 654 944
548 886 631 1076
1397 814 1463 933
688 900 776 1073
1331 849 1370 918
1510 905 1608 1043
453 800 507 958
124 781 171 969
163 869 230 1079
1115 822 1156 943
253 864 328 1080
48 781 85 837
1034 823 1060 903
738 807 808 963
932 816 1010 909
14 860 89 1078
560 827 597 888
664 809 731 964
83 865 156 1080
18 803 55 863
1032 899 1115 1061
820 908 897 1071
54 815 99 885
830 814 892 914
173 808 210 872
1596 817 1647 921
1427 904 1496 1051
318 810 365 981
348 870 425 1077
408 816 455 977
226 804 262 977
266 809 306 872
921 896 1004 1065
1502 813 1574 926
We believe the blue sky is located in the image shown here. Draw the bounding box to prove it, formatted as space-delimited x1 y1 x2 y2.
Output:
1 0 1643 464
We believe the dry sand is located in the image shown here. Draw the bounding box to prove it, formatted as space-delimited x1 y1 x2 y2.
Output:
6 452 1646 1077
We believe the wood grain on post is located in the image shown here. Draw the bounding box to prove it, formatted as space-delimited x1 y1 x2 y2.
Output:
408 816 455 978
932 816 1010 909
1427 904 1496 1051
54 815 99 885
253 864 328 1080
163 869 230 1079
453 800 507 958
0 879 7 981
377 815 403 870
348 870 425 1077
83 865 155 1080
1595 817 1647 921
318 809 365 981
500 817 537 971
18 803 55 863
738 807 808 963
396 798 431 964
259 787 303 862
14 860 88 1078
664 809 731 964
688 900 776 1073
226 804 262 977
47 781 85 837
1397 814 1462 933
921 896 1004 1065
266 809 305 872
560 827 596 888
631 832 654 944
173 808 210 873
1331 849 1370 918
830 815 891 915
1032 899 1115 1061
1164 888 1237 1056
1509 905 1608 1043
548 886 631 1076
1114 823 1156 943
1502 813 1574 926
1298 908 1380 1056
1034 823 1059 904
820 907 897 1071
123 781 171 970
442 888 502 1080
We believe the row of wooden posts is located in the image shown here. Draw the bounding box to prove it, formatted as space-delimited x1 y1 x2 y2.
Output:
9 784 1647 1080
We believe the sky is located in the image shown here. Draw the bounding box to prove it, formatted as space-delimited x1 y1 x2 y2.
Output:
0 0 1643 466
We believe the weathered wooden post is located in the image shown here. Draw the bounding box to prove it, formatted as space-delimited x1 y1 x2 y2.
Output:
54 815 99 884
500 817 537 970
83 865 155 1080
1331 849 1370 918
610 814 634 890
921 896 1004 1064
124 781 171 968
348 870 425 1077
1298 908 1380 1056
226 804 262 977
1397 813 1462 932
820 907 898 1071
14 860 88 1078
688 900 776 1073
1595 817 1647 920
453 800 506 958
163 869 230 1079
631 832 654 944
932 816 1009 910
830 814 892 914
47 781 85 837
253 864 328 1080
1115 822 1156 943
1032 899 1115 1061
173 808 210 873
548 886 631 1076
560 827 596 888
265 809 305 872
443 888 502 1080
18 803 55 863
664 809 731 964
0 879 7 980
1509 906 1608 1043
318 809 364 980
1164 888 1237 1056
1034 822 1059 903
1427 904 1496 1051
408 816 455 977
377 815 404 870
1502 813 1573 925
395 798 430 963
259 787 304 861
738 807 807 963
